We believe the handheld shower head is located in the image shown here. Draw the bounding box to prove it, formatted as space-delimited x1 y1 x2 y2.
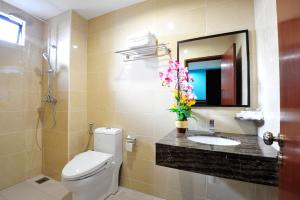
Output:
42 52 48 61
42 52 54 73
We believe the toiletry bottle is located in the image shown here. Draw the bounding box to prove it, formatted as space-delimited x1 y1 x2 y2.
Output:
209 119 215 134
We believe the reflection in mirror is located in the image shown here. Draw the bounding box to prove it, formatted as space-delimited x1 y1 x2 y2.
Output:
178 30 250 107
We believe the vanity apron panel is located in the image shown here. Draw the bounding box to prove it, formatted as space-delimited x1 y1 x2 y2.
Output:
156 130 278 186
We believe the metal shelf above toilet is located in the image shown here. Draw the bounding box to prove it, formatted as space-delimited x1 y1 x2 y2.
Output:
115 43 171 62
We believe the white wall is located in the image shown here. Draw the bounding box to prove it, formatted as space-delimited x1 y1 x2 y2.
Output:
254 0 280 150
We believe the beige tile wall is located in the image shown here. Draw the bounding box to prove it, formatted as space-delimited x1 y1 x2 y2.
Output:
0 0 44 190
42 10 88 180
87 0 278 199
69 11 88 159
0 0 279 198
42 11 71 180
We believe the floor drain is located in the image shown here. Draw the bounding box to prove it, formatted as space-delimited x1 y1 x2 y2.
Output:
35 177 50 184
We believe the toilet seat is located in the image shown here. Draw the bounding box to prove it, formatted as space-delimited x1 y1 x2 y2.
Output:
62 151 113 181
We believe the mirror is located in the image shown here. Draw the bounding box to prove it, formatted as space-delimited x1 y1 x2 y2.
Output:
177 30 250 107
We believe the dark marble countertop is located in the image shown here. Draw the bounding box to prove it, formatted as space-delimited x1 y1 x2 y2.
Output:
157 130 278 159
156 130 279 186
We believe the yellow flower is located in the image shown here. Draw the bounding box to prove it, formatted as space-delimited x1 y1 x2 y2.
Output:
187 100 196 106
173 89 179 99
180 95 187 104
170 103 177 109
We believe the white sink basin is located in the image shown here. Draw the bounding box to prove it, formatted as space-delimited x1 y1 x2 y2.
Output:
187 136 241 146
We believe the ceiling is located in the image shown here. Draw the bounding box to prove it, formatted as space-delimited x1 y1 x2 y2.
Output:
2 0 145 20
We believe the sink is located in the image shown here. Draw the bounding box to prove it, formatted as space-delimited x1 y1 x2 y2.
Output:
187 136 241 146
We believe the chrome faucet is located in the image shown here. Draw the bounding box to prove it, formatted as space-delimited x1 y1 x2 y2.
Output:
208 119 215 134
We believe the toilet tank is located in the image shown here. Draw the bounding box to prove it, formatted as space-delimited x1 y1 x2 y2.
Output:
94 128 122 163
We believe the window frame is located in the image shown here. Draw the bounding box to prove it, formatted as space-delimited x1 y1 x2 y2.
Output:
0 12 26 46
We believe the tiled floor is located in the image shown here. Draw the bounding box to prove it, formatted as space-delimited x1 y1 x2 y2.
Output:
0 175 164 200
108 187 164 200
0 175 70 200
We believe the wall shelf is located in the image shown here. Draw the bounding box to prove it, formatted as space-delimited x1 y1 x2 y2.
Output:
234 117 265 127
115 43 171 62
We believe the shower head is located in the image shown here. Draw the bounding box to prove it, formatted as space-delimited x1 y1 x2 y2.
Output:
42 52 48 61
42 52 54 73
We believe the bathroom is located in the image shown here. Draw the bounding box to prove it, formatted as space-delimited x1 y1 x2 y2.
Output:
0 0 299 199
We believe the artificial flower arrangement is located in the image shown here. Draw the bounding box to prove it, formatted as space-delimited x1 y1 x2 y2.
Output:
159 60 197 136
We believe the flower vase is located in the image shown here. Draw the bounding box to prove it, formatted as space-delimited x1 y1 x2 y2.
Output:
175 120 188 137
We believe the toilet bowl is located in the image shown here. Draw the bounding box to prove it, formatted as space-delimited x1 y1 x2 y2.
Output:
62 128 122 200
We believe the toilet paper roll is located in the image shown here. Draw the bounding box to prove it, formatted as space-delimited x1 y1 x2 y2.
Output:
126 142 133 152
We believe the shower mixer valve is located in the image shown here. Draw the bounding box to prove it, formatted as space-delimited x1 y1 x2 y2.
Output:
42 94 57 104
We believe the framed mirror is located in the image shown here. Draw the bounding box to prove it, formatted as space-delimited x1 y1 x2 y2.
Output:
177 30 250 107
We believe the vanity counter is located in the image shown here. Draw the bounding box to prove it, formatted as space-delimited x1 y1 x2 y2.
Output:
155 130 278 186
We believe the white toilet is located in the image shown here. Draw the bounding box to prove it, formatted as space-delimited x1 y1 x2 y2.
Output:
62 127 122 200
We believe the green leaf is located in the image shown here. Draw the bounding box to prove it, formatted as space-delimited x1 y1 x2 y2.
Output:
182 110 190 119
178 113 184 121
169 108 178 112
183 110 191 118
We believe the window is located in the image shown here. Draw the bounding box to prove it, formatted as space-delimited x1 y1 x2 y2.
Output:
0 12 25 45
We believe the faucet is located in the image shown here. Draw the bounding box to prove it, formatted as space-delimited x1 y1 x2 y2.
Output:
208 119 215 134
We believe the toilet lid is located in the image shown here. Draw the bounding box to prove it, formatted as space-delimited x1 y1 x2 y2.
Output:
62 151 112 180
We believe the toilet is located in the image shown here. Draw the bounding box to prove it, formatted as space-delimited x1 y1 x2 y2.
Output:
62 128 122 200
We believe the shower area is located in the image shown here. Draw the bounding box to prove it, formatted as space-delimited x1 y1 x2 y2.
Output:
0 0 88 196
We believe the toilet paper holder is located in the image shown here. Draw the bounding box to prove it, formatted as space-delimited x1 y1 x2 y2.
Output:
126 135 136 144
125 135 136 152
